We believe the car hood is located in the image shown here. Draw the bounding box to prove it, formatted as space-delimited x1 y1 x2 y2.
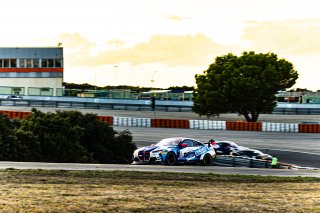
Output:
136 145 176 152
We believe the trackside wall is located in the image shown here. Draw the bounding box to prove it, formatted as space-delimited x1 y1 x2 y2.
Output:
1 110 320 133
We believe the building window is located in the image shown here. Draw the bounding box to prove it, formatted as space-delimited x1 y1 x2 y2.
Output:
3 59 10 67
26 59 32 68
33 59 40 68
11 59 17 68
19 59 26 68
55 59 62 67
0 58 63 68
41 59 47 68
48 59 54 67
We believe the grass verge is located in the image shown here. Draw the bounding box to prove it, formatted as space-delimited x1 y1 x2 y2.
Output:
1 169 320 212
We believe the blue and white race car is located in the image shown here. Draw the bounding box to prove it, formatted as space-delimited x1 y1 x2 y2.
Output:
132 137 216 166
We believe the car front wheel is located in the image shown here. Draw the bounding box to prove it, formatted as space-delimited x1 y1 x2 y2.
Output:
165 152 177 165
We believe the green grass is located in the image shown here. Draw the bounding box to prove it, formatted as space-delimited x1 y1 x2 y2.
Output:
1 169 320 212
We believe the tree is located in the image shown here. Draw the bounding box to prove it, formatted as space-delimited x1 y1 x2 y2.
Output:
0 114 38 161
193 52 299 122
288 88 312 92
16 108 137 163
17 109 91 163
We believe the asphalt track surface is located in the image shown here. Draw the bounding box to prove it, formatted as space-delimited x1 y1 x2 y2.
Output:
1 106 320 176
114 126 320 168
0 161 319 177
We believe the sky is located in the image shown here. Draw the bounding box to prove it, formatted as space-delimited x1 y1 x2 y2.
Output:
1 0 320 90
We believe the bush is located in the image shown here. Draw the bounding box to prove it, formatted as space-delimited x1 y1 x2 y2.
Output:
0 114 37 161
2 109 137 164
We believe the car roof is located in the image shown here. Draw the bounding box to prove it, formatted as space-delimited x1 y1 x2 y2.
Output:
216 140 239 146
240 148 263 154
160 137 202 143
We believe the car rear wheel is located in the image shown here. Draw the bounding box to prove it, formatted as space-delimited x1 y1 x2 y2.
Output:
200 153 212 166
165 152 177 165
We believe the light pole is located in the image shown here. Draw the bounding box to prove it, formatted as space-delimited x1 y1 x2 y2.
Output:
114 65 118 85
151 70 156 88
151 71 157 118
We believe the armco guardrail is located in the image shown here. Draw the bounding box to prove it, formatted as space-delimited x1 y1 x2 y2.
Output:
0 97 193 112
2 96 320 114
1 109 320 133
214 155 293 169
215 155 271 168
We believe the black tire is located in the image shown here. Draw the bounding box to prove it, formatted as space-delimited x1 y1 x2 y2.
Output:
200 153 212 166
165 152 177 165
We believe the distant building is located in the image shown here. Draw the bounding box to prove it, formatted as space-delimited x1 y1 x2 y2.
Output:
0 47 63 96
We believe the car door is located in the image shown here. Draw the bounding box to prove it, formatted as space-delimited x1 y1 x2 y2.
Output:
216 142 231 154
177 139 200 161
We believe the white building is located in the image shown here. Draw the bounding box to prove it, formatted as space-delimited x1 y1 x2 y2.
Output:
0 47 63 96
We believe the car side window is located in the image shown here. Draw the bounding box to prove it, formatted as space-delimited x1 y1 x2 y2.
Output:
243 151 252 156
182 140 194 147
193 140 201 147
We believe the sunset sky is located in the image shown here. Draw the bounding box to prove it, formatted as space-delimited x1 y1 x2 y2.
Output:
1 0 320 90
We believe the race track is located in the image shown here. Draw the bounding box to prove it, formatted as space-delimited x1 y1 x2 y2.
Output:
1 106 319 176
0 161 319 177
114 126 320 168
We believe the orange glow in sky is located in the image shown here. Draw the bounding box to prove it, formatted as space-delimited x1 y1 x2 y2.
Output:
1 0 320 90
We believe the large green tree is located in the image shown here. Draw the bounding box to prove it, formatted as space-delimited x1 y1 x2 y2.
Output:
193 52 299 122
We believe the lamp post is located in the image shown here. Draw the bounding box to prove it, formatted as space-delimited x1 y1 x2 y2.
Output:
114 65 118 85
151 71 157 118
151 70 156 88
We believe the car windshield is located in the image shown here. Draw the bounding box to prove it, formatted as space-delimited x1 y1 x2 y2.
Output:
229 142 238 147
244 150 263 156
156 138 180 146
253 150 264 155
218 141 238 147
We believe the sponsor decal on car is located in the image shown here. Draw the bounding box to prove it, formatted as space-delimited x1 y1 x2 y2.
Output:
194 146 207 156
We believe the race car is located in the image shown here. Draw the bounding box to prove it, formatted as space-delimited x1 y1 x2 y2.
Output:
132 137 216 166
213 140 248 155
231 148 273 161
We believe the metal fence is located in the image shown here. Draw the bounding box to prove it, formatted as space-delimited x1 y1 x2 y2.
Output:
1 96 320 114
214 155 294 169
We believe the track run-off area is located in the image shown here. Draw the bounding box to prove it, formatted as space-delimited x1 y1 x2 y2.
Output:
1 106 320 177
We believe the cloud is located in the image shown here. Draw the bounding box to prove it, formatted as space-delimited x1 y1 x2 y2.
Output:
107 39 126 47
167 15 190 21
59 33 224 67
56 33 95 49
241 19 320 55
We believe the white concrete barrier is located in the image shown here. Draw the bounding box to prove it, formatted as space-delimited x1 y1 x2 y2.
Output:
189 120 226 130
113 116 151 127
262 122 299 133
